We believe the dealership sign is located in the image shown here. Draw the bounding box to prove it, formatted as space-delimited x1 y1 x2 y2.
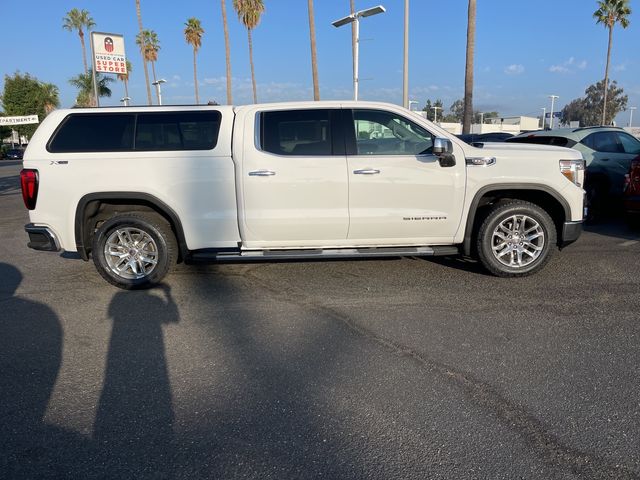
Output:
91 32 127 74
0 115 39 126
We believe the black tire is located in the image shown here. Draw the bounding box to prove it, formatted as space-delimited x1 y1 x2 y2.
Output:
92 213 177 289
476 200 557 277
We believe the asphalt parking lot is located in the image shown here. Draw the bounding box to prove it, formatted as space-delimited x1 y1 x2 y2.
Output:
1 159 639 479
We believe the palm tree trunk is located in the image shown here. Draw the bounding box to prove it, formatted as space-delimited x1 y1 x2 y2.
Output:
602 26 613 125
193 49 200 104
308 0 320 100
136 0 153 105
350 0 356 83
151 61 159 104
462 0 476 134
79 30 88 74
248 28 257 104
221 0 233 105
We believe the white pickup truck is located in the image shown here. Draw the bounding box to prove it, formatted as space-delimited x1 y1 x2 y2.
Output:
21 101 585 289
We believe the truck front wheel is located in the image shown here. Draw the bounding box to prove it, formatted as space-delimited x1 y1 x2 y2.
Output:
92 213 177 289
476 200 557 277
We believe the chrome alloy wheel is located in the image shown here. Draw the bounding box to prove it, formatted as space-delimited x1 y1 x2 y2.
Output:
491 214 545 268
104 227 159 279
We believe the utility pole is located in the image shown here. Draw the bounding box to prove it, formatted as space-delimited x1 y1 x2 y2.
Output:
541 107 546 129
549 95 559 129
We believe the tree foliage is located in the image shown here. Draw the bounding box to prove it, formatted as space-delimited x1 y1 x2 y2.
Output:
1 72 60 138
136 29 160 63
185 18 205 104
560 79 627 127
421 99 444 122
422 98 498 124
233 0 265 103
0 114 13 140
62 8 95 74
593 0 631 124
69 70 114 107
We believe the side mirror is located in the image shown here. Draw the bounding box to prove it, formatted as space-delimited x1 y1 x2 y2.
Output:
433 137 453 155
433 137 456 167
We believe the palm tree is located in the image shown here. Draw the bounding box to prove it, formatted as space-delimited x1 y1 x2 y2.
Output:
136 30 161 103
135 0 153 105
233 0 265 103
39 83 60 114
462 0 476 134
62 9 96 74
350 0 356 84
184 18 205 104
117 60 133 102
69 70 114 107
307 0 320 100
594 0 631 125
220 0 233 104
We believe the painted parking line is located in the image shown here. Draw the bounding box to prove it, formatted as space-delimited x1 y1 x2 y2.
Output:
618 240 639 247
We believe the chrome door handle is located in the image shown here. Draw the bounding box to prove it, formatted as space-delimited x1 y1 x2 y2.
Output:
353 168 381 175
249 170 276 176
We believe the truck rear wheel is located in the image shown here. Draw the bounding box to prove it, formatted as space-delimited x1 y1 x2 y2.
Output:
476 200 556 277
92 213 177 289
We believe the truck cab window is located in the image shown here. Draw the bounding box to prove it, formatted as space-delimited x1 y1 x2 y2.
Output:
352 109 434 156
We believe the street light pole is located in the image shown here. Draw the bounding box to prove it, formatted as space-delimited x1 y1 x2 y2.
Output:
402 0 409 109
332 5 386 102
629 107 637 127
548 95 559 129
541 107 546 129
152 79 167 106
120 96 131 107
432 106 441 123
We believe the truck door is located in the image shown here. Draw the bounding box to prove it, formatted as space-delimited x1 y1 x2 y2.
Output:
240 108 349 247
345 108 466 243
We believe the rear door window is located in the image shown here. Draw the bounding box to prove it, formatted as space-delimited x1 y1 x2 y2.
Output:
135 111 221 151
617 132 640 155
581 132 624 153
48 111 221 153
48 114 135 152
260 109 333 155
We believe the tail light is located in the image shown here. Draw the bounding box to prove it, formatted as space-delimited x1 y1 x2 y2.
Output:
20 169 39 210
559 159 586 187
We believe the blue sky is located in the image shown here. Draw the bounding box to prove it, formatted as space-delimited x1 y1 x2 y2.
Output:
2 0 639 123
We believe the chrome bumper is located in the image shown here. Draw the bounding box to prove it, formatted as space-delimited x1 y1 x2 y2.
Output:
25 224 60 252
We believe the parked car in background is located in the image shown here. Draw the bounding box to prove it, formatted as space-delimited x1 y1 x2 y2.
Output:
624 157 640 226
4 148 24 160
507 127 640 214
457 132 513 145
